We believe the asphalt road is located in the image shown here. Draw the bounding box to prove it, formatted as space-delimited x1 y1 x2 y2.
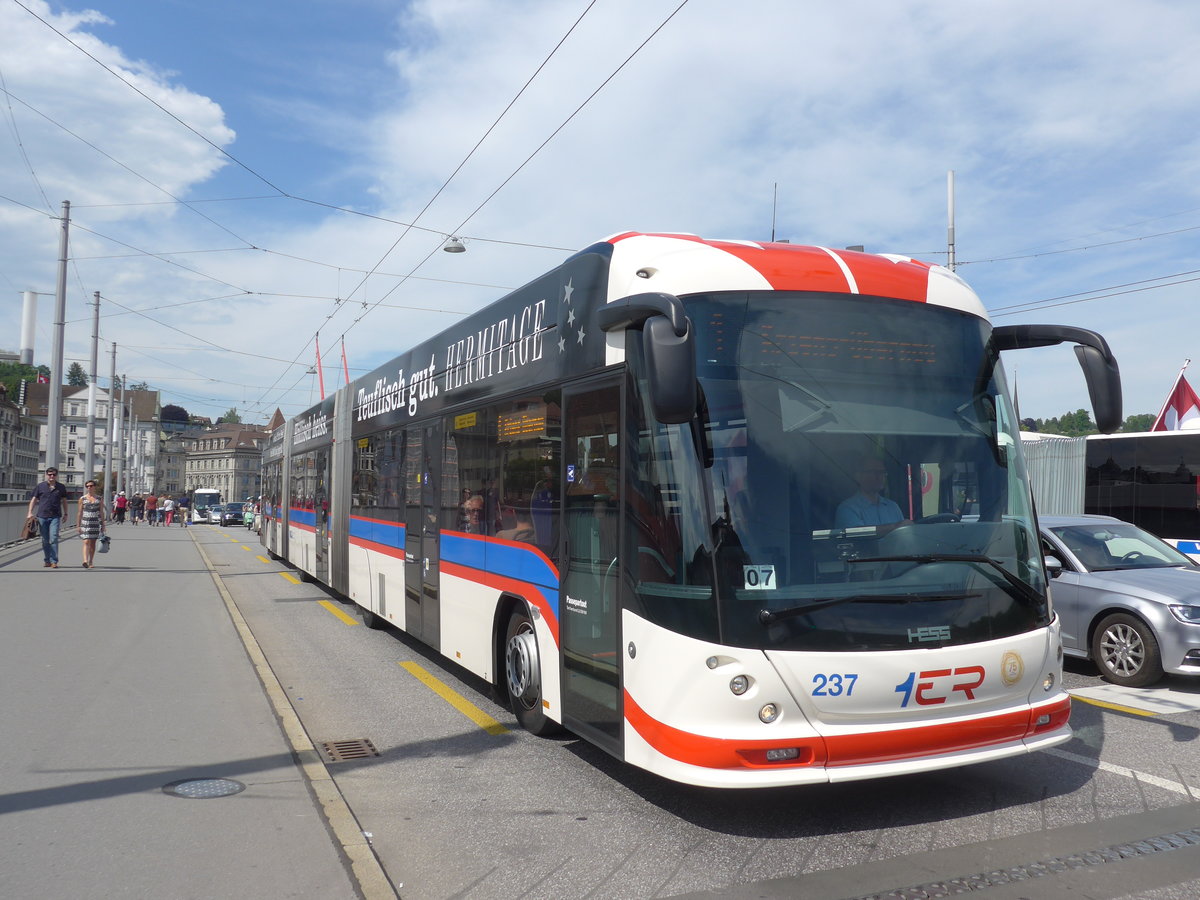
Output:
189 527 1200 898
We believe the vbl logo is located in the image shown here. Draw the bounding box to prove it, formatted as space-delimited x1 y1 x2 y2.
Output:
894 666 985 707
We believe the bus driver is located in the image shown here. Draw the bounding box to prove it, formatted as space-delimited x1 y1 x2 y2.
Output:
834 455 911 533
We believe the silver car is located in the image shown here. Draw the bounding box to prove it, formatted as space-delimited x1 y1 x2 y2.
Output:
1040 514 1200 687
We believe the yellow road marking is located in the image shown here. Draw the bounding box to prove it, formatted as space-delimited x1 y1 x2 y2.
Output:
319 599 360 626
399 661 509 735
1070 694 1157 717
256 555 270 564
242 545 252 551
280 572 301 584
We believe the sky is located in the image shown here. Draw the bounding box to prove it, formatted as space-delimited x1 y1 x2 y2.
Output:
2 0 1200 426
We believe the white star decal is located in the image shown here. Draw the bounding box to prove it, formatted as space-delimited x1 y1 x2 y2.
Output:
577 327 586 344
558 336 566 353
563 279 574 304
567 308 576 326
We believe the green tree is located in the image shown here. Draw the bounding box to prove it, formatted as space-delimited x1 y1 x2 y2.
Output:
0 361 50 399
1058 409 1097 437
1120 413 1156 433
66 361 88 386
127 380 150 391
220 407 242 424
162 404 189 423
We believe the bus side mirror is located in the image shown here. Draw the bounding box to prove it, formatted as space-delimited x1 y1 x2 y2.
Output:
992 324 1123 433
597 291 698 424
644 315 697 424
1073 344 1122 434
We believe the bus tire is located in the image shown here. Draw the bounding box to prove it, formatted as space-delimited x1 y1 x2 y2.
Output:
1092 612 1163 687
504 608 561 736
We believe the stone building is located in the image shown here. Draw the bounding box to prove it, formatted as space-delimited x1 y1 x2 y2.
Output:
0 384 39 501
185 423 268 502
21 382 161 493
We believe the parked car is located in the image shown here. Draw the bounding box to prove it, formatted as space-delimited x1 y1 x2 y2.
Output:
220 502 245 527
1040 514 1200 687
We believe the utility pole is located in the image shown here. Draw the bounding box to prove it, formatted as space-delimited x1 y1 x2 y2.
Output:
103 343 115 515
115 373 125 498
46 200 70 472
84 290 100 487
947 170 956 272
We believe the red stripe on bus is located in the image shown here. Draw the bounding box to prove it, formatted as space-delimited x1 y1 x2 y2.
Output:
348 536 405 560
441 561 560 645
624 691 1070 771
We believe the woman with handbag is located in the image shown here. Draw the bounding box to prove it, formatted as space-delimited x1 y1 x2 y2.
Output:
76 480 107 568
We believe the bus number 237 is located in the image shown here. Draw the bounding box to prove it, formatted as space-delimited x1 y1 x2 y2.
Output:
812 673 858 697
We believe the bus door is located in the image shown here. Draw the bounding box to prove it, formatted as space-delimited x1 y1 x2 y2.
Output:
560 379 623 750
404 422 442 648
313 447 330 583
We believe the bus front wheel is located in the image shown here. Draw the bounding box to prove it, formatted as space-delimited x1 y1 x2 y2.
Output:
504 609 560 736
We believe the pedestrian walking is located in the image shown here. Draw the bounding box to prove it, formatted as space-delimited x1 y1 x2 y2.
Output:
75 479 108 568
114 490 128 524
163 495 176 526
144 492 158 526
177 494 189 526
26 467 70 568
130 493 144 525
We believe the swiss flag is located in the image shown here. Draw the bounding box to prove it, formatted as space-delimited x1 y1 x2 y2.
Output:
1152 372 1200 431
36 373 48 384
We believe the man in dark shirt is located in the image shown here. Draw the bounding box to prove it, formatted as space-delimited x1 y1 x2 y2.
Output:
27 467 70 568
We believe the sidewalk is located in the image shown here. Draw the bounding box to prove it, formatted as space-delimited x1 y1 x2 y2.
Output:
0 523 369 899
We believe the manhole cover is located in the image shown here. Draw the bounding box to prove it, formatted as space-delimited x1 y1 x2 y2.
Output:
162 778 246 799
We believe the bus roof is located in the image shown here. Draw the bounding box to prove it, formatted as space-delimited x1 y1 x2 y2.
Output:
603 232 987 317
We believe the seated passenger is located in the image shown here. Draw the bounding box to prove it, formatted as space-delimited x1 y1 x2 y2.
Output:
497 509 536 542
834 456 911 533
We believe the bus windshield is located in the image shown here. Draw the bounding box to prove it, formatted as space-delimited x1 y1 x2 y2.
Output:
627 290 1048 652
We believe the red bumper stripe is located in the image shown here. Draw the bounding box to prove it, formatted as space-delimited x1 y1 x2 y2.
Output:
624 691 1070 771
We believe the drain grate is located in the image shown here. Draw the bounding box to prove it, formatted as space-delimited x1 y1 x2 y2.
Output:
850 826 1200 899
320 738 380 763
162 778 246 799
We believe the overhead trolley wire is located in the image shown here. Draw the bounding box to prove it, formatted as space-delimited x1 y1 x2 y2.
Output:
333 0 695 345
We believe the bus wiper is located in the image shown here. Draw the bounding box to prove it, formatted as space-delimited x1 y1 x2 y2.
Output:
759 592 980 625
848 553 1043 607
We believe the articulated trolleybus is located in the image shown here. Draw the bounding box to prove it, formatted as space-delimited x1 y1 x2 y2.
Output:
262 233 1122 788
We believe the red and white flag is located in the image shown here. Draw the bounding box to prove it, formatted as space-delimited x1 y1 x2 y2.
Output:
1152 367 1200 431
36 373 49 384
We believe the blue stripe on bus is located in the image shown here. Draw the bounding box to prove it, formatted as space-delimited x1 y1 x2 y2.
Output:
290 508 317 528
441 532 559 592
334 517 561 617
349 515 405 550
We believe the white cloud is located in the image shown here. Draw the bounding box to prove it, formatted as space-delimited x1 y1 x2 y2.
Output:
3 0 1200 423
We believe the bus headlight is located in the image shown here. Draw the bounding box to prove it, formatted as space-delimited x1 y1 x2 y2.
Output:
759 703 779 723
730 675 750 695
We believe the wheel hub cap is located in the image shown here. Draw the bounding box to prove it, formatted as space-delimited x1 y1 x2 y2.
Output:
506 629 540 707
